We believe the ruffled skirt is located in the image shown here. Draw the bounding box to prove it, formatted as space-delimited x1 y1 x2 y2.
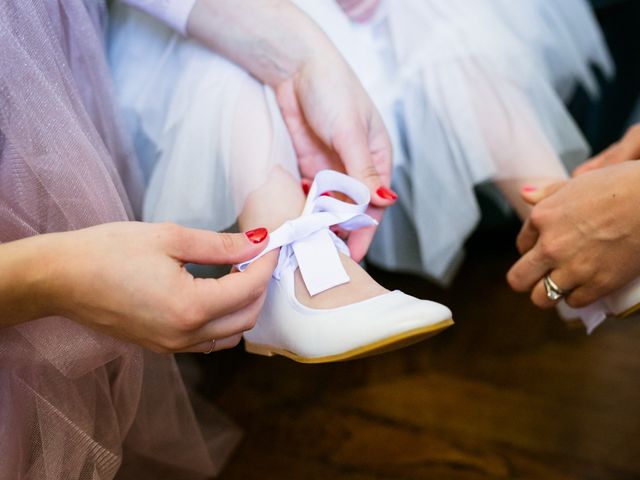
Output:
109 0 610 283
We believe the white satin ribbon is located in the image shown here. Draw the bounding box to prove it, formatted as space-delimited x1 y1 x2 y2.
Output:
236 170 378 296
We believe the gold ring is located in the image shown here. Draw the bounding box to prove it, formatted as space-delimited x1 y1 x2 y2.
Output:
204 338 216 354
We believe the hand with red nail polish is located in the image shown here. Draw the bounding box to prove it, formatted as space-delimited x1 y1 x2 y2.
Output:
276 62 395 261
188 0 394 261
2 222 275 354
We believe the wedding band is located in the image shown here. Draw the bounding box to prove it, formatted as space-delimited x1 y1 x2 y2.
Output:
204 338 216 354
543 274 567 301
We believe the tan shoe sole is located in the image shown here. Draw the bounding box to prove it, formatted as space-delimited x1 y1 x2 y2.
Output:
244 317 454 364
617 303 640 319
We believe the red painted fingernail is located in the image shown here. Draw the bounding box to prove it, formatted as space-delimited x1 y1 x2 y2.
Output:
245 227 268 244
522 185 537 193
320 192 332 197
301 181 310 195
376 186 398 201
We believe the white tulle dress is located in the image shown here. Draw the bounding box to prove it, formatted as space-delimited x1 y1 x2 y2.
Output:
109 0 612 285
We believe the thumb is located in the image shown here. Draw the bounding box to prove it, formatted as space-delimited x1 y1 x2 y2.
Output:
170 226 269 265
521 181 567 206
333 122 397 208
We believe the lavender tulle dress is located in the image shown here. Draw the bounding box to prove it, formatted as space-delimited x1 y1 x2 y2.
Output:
0 1 238 478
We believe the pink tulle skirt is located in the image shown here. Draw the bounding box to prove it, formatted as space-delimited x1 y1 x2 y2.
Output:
0 1 238 478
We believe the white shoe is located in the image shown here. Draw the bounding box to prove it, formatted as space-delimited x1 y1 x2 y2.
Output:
237 170 453 363
603 277 640 318
243 264 453 363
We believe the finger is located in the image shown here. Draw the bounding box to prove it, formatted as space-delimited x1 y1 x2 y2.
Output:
573 156 605 177
521 181 567 206
616 125 640 161
332 120 397 208
188 289 266 344
347 226 376 263
194 250 277 320
563 285 605 309
516 217 539 255
301 178 312 196
507 246 553 292
183 334 243 354
170 226 269 265
330 225 349 240
530 269 578 309
573 143 616 177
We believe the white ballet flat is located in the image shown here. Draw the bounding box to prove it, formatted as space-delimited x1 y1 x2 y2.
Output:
237 170 453 363
243 263 453 364
603 278 640 319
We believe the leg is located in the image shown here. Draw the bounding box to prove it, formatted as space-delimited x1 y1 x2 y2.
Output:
470 75 569 219
230 81 387 308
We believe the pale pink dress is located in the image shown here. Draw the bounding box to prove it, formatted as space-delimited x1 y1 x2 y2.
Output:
0 1 238 478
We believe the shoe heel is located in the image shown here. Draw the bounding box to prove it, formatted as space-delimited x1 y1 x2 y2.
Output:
244 341 276 357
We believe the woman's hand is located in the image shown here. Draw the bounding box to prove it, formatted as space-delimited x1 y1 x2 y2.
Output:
274 55 394 261
507 162 640 308
1 222 275 353
187 0 396 261
573 124 640 177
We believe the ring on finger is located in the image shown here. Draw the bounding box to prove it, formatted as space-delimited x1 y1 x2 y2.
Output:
204 338 216 354
543 273 569 301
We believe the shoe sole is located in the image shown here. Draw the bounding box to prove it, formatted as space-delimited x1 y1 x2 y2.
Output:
244 318 454 364
617 302 640 319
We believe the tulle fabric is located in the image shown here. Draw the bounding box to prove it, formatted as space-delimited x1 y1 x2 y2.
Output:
0 1 238 478
294 0 594 282
492 0 613 100
109 0 606 283
109 6 298 230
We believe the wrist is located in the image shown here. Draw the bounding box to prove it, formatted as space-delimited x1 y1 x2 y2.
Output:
0 232 67 325
35 231 75 319
186 0 333 86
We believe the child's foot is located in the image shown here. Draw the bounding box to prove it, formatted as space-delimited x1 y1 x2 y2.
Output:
293 253 387 309
241 170 453 363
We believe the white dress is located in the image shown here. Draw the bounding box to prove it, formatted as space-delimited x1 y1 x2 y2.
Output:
109 0 611 284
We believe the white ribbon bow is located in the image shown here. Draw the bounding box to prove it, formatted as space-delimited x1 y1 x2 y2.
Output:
236 170 378 296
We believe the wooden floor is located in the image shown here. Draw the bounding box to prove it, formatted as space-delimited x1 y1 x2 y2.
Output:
193 221 640 479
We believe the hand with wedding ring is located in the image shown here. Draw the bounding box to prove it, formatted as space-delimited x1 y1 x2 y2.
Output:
0 222 276 354
507 161 640 308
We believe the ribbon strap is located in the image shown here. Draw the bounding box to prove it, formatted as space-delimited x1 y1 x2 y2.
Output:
236 170 378 296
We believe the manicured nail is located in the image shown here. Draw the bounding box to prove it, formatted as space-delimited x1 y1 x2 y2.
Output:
245 227 268 244
301 181 310 195
522 185 537 193
376 186 398 201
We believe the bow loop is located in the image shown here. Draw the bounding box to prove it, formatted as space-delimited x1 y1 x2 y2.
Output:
236 170 378 296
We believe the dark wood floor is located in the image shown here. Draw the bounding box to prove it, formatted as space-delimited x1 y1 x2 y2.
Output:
193 222 640 479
